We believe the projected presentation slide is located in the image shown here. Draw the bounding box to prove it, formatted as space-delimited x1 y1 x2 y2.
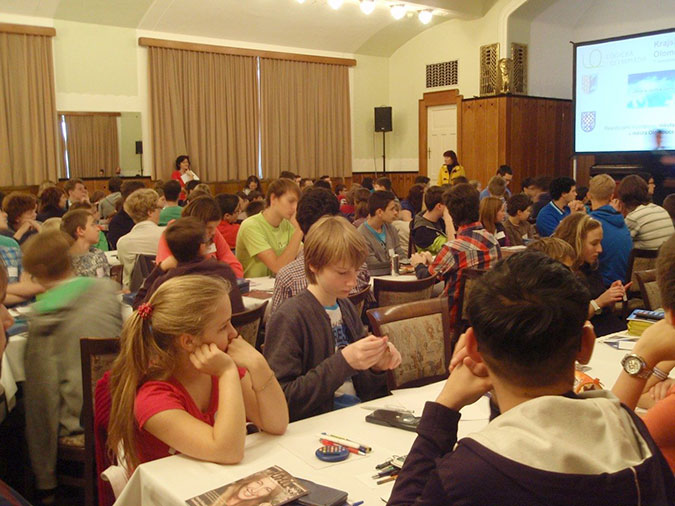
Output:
575 29 675 153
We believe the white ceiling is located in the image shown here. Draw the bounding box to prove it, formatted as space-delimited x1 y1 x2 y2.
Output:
0 0 499 56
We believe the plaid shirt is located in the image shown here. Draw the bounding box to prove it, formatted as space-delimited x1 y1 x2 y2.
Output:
427 222 501 323
270 250 371 315
0 245 22 283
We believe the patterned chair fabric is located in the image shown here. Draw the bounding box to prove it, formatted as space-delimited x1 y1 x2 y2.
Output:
236 321 260 348
232 301 268 351
626 249 658 295
635 270 661 310
373 276 437 308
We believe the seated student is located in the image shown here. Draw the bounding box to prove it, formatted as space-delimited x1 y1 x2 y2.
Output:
588 174 632 285
399 184 425 222
373 177 393 194
530 175 553 221
437 150 465 186
236 179 303 277
98 177 123 220
117 189 165 289
134 217 244 313
617 175 674 250
415 175 430 188
63 178 89 209
158 180 183 226
351 187 371 228
36 186 67 222
503 193 538 246
411 186 454 255
536 176 584 237
184 179 201 201
520 177 537 199
265 216 401 421
335 183 347 207
108 275 287 472
61 209 111 279
554 213 629 337
480 196 509 247
663 194 675 226
357 190 408 276
70 201 109 251
339 185 357 218
1 192 41 245
612 233 675 473
270 188 370 315
108 181 145 249
389 251 675 505
526 236 574 267
412 184 501 324
242 175 260 196
360 176 374 192
299 178 314 191
480 165 513 200
156 195 243 278
245 200 264 217
22 231 121 498
214 193 241 248
481 175 507 203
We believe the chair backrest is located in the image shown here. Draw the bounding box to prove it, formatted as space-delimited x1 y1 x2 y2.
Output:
626 249 659 294
232 301 268 351
407 219 415 257
635 269 660 310
109 264 123 286
347 285 371 322
373 275 437 308
452 268 487 348
367 298 451 390
80 337 120 506
129 254 156 293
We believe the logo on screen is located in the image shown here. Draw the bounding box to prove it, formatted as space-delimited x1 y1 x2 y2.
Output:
581 74 597 94
581 111 596 132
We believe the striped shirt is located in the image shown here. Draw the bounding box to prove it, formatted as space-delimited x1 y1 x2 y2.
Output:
427 222 501 324
624 204 674 250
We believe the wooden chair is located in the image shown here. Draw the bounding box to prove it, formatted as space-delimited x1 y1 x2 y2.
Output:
623 249 659 315
452 268 487 350
347 285 371 323
373 276 437 308
367 298 452 390
635 269 661 310
232 301 268 351
59 338 119 506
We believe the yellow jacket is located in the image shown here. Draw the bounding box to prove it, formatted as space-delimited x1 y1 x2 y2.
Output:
437 164 466 185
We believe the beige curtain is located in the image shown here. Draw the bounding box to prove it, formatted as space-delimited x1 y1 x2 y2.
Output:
148 47 258 181
0 32 59 186
260 59 351 179
60 114 119 177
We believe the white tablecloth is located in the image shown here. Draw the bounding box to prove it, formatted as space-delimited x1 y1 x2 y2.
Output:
114 341 625 506
105 250 121 267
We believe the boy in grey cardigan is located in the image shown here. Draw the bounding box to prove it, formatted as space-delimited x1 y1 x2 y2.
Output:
22 231 122 494
265 216 401 421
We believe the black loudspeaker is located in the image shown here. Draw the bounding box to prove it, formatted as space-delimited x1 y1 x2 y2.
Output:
135 141 143 155
374 107 392 132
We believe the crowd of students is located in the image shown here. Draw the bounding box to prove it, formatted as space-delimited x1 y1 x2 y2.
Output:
0 161 674 505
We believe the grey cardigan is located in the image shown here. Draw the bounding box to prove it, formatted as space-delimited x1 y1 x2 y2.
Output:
264 289 388 422
357 222 408 276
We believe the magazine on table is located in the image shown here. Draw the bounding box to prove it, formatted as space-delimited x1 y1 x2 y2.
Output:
185 466 308 506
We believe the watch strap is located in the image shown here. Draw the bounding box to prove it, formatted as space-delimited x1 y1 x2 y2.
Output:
653 366 668 381
590 299 601 315
621 353 653 379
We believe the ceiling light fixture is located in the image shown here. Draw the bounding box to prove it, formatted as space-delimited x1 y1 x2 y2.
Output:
360 0 376 15
328 0 344 9
390 4 406 20
418 9 433 24
296 0 306 3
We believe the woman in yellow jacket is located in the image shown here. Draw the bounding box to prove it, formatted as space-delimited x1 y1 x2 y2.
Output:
437 150 465 185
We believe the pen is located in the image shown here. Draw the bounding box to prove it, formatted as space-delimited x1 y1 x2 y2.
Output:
351 502 364 506
320 439 366 456
371 466 396 478
376 459 392 469
320 433 372 453
377 475 398 485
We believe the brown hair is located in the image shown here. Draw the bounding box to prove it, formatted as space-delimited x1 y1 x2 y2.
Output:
37 180 56 197
487 176 506 198
2 192 37 228
265 179 300 207
304 216 368 284
124 189 159 223
656 234 675 312
108 275 232 470
61 209 92 239
70 201 95 213
552 213 602 271
182 195 221 223
38 186 65 212
479 197 503 235
353 188 371 220
526 237 575 266
63 178 84 195
22 230 73 280
588 174 616 202
444 183 480 227
165 217 206 262
186 183 212 202
617 175 650 212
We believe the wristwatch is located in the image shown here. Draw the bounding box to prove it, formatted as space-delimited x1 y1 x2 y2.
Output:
621 353 654 379
590 299 602 315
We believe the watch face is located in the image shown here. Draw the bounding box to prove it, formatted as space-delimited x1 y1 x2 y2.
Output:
625 356 642 374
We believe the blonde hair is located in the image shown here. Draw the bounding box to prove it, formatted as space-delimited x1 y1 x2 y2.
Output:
526 237 575 265
589 174 616 202
487 176 506 198
479 197 503 235
553 213 602 271
41 217 62 233
108 275 232 470
124 189 159 223
187 183 212 201
304 216 368 284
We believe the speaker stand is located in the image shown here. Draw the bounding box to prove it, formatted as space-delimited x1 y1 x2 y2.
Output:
381 131 386 174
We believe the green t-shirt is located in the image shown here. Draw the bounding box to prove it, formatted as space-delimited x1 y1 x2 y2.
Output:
0 235 20 248
96 230 109 252
159 205 183 226
235 213 295 278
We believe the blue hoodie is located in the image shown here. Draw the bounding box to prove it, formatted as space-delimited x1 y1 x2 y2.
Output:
590 205 632 286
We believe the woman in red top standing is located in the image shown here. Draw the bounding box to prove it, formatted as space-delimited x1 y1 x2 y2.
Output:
171 155 192 201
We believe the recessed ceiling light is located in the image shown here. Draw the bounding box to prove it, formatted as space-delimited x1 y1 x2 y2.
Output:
390 4 406 20
296 0 306 3
418 9 433 24
360 0 376 15
328 0 344 9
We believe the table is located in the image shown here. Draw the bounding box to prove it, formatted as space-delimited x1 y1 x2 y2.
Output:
105 250 121 267
114 341 625 506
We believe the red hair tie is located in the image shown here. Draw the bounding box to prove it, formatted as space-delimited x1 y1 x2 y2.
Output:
137 302 153 320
